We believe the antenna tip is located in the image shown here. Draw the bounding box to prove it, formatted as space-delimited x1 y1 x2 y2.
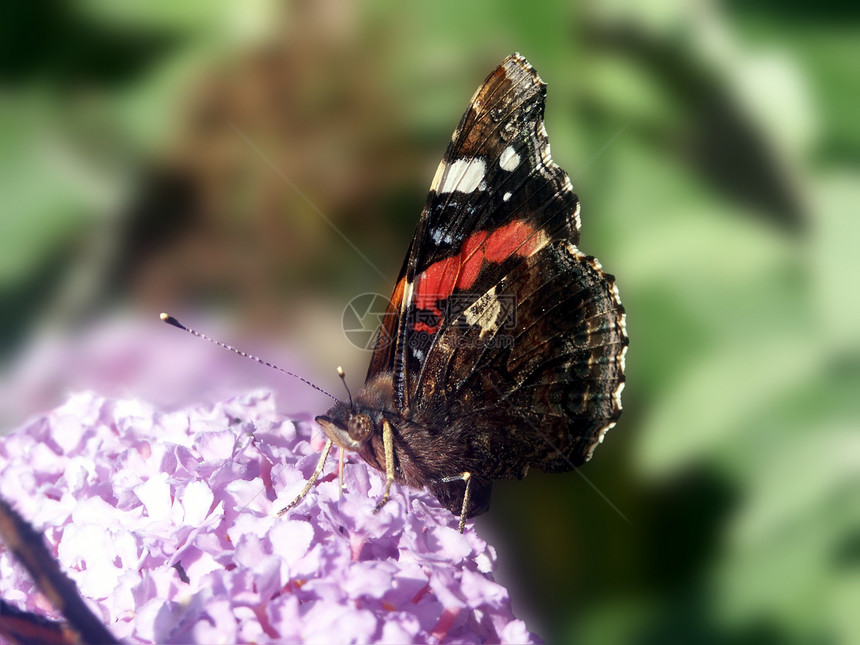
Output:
160 313 185 330
337 366 345 377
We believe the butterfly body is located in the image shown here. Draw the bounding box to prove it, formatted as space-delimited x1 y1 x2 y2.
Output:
290 53 627 530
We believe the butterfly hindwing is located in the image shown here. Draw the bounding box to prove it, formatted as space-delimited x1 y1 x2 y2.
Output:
414 241 627 479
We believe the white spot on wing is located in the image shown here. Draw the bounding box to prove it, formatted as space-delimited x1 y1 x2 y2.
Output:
571 199 581 232
439 158 486 194
503 192 512 202
464 287 502 338
587 421 616 460
613 380 626 409
431 228 454 245
430 160 446 192
600 422 615 443
566 242 584 258
499 146 520 171
404 280 414 308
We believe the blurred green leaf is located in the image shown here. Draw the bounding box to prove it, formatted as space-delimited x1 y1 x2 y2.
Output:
812 173 860 354
0 97 98 289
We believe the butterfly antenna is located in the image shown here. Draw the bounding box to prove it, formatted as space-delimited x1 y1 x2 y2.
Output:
160 313 338 402
337 366 355 408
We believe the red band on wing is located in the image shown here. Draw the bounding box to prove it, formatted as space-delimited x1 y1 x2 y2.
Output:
484 219 544 262
411 220 543 334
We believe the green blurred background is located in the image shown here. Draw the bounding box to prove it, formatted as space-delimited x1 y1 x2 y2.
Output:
2 0 859 643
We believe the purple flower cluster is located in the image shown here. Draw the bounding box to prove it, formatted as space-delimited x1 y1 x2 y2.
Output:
0 389 537 643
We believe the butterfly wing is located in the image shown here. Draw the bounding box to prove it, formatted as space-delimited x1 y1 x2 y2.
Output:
418 241 627 475
415 241 626 519
367 53 581 413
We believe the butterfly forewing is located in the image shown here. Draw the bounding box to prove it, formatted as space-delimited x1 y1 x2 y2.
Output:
367 54 583 412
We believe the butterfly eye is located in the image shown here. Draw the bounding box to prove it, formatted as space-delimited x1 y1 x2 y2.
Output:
347 414 372 442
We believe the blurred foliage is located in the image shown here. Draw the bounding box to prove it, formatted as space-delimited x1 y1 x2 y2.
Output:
1 0 859 643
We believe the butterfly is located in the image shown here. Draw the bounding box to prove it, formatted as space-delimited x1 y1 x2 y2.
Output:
279 53 628 532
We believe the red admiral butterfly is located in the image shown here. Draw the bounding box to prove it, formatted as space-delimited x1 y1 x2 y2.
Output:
280 53 627 532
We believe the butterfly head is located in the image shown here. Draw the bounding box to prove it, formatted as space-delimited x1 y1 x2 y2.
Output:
315 402 375 452
315 369 397 453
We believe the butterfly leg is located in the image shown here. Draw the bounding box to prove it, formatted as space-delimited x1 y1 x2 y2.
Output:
440 471 473 533
458 472 472 533
276 438 334 516
374 419 396 513
338 446 346 497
